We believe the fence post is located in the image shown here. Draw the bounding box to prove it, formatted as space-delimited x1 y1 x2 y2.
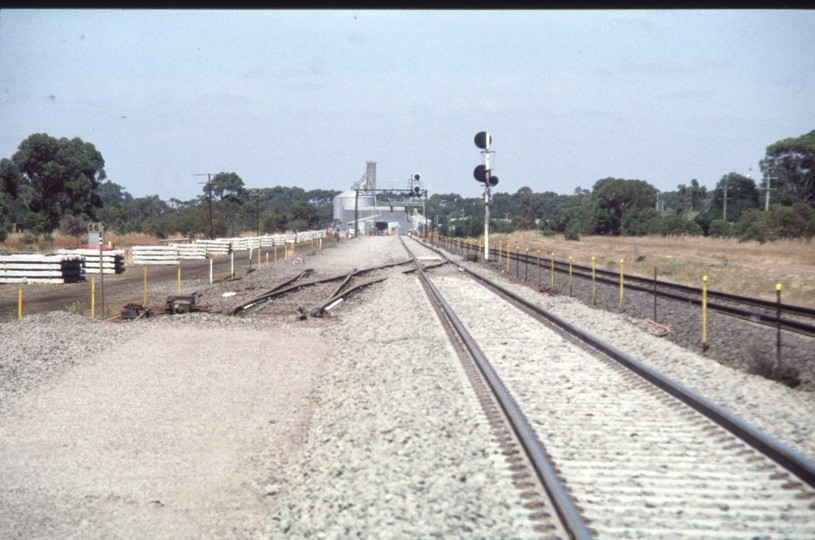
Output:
653 267 658 321
178 267 181 293
702 275 708 351
143 267 148 305
776 283 782 370
525 248 529 281
516 246 520 278
18 287 22 319
550 253 555 291
591 257 596 305
619 259 625 313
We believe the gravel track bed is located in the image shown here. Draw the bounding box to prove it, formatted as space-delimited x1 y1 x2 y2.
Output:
437 248 815 463
470 249 815 393
4 236 813 538
430 270 815 538
265 237 543 539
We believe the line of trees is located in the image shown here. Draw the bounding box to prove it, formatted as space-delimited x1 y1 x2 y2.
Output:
433 130 815 243
0 133 340 242
2 130 813 244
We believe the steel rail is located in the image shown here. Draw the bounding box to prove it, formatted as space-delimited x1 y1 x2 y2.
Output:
421 238 815 490
400 237 593 540
460 241 815 336
509 245 815 318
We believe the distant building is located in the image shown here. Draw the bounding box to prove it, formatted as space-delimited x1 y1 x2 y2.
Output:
333 161 426 236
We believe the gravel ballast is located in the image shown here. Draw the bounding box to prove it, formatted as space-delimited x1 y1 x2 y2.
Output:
2 236 814 538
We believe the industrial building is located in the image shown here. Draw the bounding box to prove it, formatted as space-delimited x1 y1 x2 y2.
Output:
333 161 427 236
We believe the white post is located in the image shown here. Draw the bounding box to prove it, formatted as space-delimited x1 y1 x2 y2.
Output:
209 258 213 287
484 135 491 261
230 251 234 279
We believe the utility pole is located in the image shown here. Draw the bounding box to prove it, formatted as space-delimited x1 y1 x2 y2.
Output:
254 188 261 235
762 175 778 211
194 173 215 239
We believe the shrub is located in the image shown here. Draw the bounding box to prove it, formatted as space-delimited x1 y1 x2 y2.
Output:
708 219 731 238
564 219 581 241
60 215 86 239
20 231 37 245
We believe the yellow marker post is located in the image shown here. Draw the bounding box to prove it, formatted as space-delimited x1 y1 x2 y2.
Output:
591 256 596 305
266 253 269 267
506 244 510 272
537 250 541 287
91 277 95 318
776 283 782 367
18 288 22 319
619 259 625 313
178 267 181 293
550 253 555 291
702 276 708 350
143 267 147 306
569 256 573 297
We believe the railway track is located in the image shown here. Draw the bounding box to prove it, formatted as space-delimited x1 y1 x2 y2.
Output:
438 237 815 338
403 237 815 538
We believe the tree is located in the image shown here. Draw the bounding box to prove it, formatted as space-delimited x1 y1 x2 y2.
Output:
676 179 707 214
760 130 815 205
0 158 21 240
95 180 133 205
208 172 247 203
12 133 106 232
695 173 758 234
592 178 658 235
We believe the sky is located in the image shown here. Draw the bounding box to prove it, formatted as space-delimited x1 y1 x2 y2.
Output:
1 10 814 203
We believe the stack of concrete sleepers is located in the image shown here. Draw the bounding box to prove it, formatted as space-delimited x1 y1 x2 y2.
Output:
131 245 180 266
0 254 84 284
172 243 207 260
194 240 230 256
229 237 249 251
57 248 125 274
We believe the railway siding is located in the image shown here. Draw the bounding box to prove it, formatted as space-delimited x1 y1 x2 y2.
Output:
431 269 815 537
453 255 815 463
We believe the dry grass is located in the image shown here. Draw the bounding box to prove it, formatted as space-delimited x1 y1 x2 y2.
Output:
476 232 815 307
1 232 163 252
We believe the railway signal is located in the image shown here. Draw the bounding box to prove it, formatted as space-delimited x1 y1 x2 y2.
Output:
474 131 497 260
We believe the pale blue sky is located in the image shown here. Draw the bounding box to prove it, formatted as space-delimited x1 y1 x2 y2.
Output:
1 10 813 201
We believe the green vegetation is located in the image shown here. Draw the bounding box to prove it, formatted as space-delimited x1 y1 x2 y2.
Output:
2 130 814 243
